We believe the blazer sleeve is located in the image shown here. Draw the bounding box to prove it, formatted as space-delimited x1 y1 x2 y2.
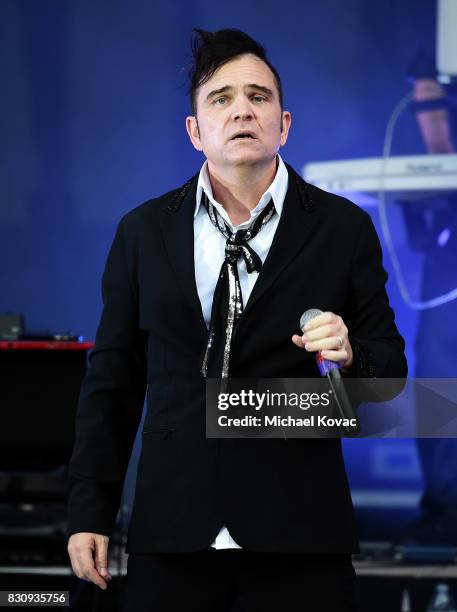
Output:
67 216 147 539
344 210 408 380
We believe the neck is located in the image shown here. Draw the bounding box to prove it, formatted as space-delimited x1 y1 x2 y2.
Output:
207 158 277 225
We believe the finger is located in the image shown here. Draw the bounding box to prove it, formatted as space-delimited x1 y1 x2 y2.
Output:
94 536 112 580
302 311 334 331
292 334 306 348
302 324 336 342
99 567 112 580
320 349 348 363
69 555 83 581
303 336 344 352
68 544 83 580
77 547 108 590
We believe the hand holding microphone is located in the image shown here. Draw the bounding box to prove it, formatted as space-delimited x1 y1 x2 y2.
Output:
291 309 354 373
293 309 359 429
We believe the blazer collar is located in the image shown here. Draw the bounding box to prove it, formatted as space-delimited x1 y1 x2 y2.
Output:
159 164 319 336
159 173 208 336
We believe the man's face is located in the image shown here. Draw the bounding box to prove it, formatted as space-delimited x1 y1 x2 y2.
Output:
186 53 291 171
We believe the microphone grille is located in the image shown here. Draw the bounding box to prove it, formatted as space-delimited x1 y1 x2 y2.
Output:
299 308 322 331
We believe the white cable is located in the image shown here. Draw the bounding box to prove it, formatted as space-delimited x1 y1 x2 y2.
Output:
378 90 457 310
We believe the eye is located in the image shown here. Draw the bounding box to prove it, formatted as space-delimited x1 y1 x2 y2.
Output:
252 95 266 103
214 96 228 105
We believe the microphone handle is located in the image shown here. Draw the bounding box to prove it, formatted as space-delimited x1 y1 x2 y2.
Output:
326 368 360 433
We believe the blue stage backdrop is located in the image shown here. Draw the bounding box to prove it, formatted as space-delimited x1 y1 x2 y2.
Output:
0 0 438 514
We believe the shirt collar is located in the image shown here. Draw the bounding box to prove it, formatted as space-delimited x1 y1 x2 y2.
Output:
194 154 289 228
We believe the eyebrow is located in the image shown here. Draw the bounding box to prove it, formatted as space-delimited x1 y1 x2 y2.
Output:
206 83 274 101
206 85 232 101
246 84 274 98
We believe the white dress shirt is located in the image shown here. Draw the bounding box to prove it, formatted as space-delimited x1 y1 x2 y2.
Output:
193 155 289 549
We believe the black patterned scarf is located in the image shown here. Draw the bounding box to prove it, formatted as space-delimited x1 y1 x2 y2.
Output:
201 192 276 378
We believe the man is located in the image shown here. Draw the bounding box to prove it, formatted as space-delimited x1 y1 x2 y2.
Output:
67 29 407 611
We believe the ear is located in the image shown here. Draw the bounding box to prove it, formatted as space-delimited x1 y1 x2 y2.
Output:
279 111 291 147
185 116 203 151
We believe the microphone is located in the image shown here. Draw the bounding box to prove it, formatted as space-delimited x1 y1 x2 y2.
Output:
299 309 359 430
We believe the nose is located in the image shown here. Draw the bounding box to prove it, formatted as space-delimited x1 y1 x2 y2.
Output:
232 98 253 122
233 109 253 121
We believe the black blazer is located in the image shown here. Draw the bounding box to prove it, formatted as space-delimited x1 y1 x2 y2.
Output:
67 164 407 554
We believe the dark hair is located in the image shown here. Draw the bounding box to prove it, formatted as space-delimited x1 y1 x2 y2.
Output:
188 28 283 116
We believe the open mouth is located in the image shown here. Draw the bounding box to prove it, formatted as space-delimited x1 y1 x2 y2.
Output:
230 132 256 140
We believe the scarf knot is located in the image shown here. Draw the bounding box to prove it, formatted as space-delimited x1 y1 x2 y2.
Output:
224 233 262 273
